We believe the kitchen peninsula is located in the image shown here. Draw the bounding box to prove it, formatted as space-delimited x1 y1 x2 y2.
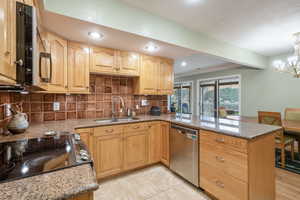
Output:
0 114 281 200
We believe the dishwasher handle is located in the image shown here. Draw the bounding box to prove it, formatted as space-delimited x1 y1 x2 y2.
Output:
171 124 198 135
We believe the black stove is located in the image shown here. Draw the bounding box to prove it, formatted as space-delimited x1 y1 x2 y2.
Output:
0 133 92 183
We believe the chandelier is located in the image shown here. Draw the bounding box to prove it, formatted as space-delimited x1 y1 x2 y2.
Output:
273 32 300 78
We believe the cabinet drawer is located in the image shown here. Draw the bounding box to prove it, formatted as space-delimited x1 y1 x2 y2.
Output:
124 123 149 133
200 141 248 182
200 162 248 200
94 125 123 137
200 130 248 153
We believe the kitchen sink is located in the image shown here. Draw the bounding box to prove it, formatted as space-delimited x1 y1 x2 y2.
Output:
94 117 140 123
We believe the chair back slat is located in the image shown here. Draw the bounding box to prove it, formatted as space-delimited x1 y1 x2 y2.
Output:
285 108 300 121
258 111 283 142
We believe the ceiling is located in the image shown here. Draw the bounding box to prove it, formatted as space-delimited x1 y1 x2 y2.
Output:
120 0 300 56
42 11 235 75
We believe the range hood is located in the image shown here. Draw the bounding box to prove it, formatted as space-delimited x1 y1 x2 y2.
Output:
0 85 29 94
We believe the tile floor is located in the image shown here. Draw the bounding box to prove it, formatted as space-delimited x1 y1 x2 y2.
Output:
94 165 211 200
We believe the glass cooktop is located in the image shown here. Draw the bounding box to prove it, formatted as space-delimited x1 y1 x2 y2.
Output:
0 134 91 183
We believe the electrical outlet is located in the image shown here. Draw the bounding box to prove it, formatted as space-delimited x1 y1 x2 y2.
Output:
5 104 12 117
53 102 60 111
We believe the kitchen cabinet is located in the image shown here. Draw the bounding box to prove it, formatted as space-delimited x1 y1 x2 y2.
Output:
22 0 34 6
134 55 174 95
93 125 124 179
69 192 94 200
0 0 16 84
75 128 92 152
148 122 162 164
161 122 170 167
90 46 117 75
117 51 140 76
133 55 159 95
123 124 149 170
199 130 275 200
158 58 174 95
67 42 90 93
45 32 68 93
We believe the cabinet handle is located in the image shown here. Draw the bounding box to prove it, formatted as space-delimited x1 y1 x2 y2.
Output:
133 126 140 129
105 129 114 133
215 156 225 163
215 180 225 188
4 51 10 56
215 138 225 143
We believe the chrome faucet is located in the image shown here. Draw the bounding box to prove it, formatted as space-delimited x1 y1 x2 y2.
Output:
112 96 125 122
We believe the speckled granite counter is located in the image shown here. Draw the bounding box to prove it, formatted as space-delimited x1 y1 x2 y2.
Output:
0 114 281 142
0 164 99 200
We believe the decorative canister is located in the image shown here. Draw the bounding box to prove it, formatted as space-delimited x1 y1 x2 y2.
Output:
7 111 29 134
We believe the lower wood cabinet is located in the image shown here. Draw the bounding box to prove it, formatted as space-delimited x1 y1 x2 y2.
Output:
161 122 170 167
199 130 275 200
75 128 92 152
77 121 170 180
68 192 93 200
149 122 162 164
123 131 149 170
93 134 124 179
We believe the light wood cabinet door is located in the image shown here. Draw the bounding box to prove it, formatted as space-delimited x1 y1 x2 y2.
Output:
117 51 140 76
137 55 159 95
67 42 90 93
94 134 123 179
124 131 149 170
90 46 117 74
69 192 93 200
161 122 170 167
149 123 162 164
75 128 92 152
158 58 174 95
46 32 68 92
0 0 16 84
23 0 34 6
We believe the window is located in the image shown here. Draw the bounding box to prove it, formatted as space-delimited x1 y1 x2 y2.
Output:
169 82 193 114
198 76 240 118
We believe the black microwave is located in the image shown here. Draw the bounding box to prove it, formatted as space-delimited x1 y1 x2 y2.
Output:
15 1 37 86
15 2 51 88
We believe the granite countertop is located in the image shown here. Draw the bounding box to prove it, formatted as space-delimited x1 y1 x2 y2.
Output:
0 164 99 200
0 114 281 142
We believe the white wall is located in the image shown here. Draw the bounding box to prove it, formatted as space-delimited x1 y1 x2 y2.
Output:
175 60 300 117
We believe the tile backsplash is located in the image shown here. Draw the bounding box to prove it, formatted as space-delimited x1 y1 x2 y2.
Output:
0 75 168 127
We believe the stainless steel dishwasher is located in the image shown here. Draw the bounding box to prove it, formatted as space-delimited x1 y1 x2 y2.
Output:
170 124 199 186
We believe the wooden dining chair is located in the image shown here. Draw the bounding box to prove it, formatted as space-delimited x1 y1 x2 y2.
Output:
284 108 300 153
258 111 295 167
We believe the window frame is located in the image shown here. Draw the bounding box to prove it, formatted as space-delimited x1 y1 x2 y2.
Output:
196 75 241 116
168 81 194 115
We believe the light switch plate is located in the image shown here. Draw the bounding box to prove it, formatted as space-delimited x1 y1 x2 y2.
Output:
53 102 60 111
141 100 149 106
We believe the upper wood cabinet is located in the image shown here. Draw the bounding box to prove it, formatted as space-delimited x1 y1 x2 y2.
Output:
90 46 117 74
46 32 68 92
117 51 140 76
90 47 140 76
134 55 174 95
0 0 16 84
134 55 159 95
158 58 174 95
67 42 90 93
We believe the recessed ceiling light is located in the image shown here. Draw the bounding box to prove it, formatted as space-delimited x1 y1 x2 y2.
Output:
181 61 187 67
144 42 159 53
185 0 203 5
88 32 104 40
